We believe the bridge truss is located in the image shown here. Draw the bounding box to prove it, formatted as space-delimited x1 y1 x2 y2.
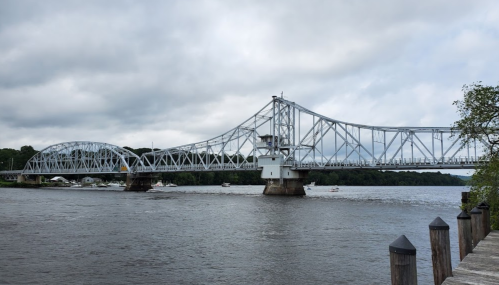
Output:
135 96 486 172
22 141 143 175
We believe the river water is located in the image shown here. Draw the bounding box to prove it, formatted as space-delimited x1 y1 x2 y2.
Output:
0 185 466 284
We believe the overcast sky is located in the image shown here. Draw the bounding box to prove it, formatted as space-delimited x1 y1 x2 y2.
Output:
1 0 498 170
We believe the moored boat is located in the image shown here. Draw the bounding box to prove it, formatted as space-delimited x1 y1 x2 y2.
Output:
329 186 339 192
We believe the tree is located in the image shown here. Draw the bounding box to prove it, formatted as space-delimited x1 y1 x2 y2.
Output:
453 82 499 154
453 82 499 229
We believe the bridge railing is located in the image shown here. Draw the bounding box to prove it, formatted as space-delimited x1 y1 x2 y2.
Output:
22 167 124 175
292 156 481 169
133 162 259 173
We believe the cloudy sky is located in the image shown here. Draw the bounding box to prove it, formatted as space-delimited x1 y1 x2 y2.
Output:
1 0 498 160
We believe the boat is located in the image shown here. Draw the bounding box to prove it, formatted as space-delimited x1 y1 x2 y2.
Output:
222 182 230 187
97 183 108 188
329 186 339 192
304 181 315 190
146 188 162 193
107 182 120 187
166 182 177 187
153 181 164 187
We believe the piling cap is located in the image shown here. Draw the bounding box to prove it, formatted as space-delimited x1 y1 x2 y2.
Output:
389 235 416 255
477 202 489 210
470 207 482 215
429 217 449 230
457 210 471 220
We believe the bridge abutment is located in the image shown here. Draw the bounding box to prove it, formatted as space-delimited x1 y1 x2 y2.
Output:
17 175 42 184
125 173 154 191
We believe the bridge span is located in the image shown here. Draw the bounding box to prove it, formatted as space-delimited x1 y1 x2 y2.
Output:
1 96 488 194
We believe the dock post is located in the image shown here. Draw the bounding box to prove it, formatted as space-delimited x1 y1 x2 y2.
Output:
457 211 473 261
429 217 452 285
389 235 417 285
470 207 484 247
461 192 470 211
477 202 490 237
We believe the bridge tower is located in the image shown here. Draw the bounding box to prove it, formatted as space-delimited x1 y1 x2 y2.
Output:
259 95 308 195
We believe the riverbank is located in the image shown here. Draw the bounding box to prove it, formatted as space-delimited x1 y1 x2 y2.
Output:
0 181 43 188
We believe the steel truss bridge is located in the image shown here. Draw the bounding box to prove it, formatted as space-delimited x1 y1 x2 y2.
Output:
0 96 489 180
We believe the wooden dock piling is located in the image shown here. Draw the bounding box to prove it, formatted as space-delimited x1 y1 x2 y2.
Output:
429 217 452 285
389 235 417 285
478 202 490 236
470 207 484 247
456 211 472 261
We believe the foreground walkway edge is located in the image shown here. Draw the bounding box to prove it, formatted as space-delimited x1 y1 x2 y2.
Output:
442 230 499 284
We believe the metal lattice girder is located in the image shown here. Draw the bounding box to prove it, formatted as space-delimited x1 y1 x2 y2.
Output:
0 170 21 181
135 96 489 172
22 141 144 175
135 101 277 172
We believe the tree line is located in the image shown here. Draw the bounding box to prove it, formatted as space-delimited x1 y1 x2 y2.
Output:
153 169 465 186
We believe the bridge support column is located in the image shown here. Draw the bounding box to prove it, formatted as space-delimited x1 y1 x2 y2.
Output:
17 175 42 184
17 175 25 183
125 173 154 191
259 155 308 196
263 178 306 196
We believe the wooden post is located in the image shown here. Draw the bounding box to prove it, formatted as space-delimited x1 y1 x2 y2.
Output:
457 211 472 261
389 235 417 285
477 202 490 237
470 207 484 247
461 192 469 211
429 217 452 285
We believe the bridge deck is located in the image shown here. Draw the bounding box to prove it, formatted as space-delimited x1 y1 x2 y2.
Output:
442 230 499 284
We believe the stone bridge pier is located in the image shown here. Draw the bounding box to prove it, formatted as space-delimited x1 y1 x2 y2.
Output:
17 175 42 184
259 155 308 196
125 172 154 191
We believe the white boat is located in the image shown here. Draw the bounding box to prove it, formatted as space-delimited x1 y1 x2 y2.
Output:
329 186 339 192
153 181 164 187
97 183 108 188
222 182 230 187
304 181 315 190
146 188 163 193
166 183 177 187
107 182 120 187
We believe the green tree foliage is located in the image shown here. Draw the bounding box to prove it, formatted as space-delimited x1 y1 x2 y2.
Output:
0 146 37 171
152 169 463 186
305 170 464 186
453 82 499 153
453 82 499 229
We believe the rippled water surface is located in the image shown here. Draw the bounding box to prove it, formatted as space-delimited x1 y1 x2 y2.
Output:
0 185 467 284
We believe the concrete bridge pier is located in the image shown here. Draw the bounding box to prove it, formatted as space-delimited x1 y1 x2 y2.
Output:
17 175 42 184
125 173 154 191
259 155 308 196
263 178 307 195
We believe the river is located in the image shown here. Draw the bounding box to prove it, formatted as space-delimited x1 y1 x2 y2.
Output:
0 185 466 284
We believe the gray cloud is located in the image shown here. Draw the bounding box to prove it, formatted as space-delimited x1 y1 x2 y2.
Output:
0 0 498 166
